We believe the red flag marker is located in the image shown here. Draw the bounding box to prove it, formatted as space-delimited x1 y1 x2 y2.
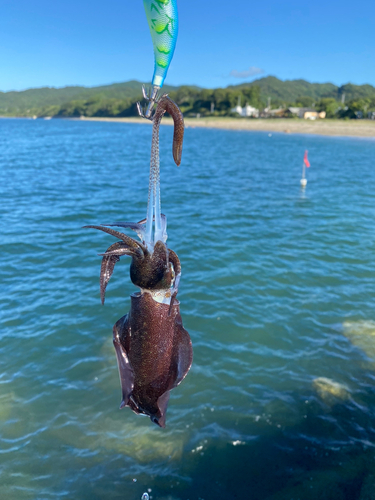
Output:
300 150 310 187
304 150 310 168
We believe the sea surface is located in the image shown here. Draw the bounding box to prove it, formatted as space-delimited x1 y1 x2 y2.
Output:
1 118 375 500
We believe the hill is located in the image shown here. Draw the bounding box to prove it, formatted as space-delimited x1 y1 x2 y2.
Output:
229 76 375 107
0 80 180 115
230 76 338 103
1 77 374 118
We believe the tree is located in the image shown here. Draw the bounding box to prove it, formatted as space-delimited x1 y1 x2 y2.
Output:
294 96 314 108
316 98 340 118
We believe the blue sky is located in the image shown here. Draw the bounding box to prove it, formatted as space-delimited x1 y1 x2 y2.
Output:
0 0 374 91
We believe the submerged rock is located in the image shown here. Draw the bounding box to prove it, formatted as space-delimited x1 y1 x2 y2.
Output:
0 392 17 421
342 320 375 361
95 419 186 461
312 377 351 405
49 413 187 463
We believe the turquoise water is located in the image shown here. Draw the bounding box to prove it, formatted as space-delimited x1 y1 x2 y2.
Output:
1 118 375 499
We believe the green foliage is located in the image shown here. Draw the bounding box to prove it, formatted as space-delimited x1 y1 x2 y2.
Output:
229 76 339 107
338 97 375 119
293 96 315 107
54 96 133 118
1 77 375 119
338 83 375 102
168 85 261 116
0 80 178 116
316 98 340 118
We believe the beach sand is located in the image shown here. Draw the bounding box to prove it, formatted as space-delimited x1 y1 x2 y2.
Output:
79 116 375 138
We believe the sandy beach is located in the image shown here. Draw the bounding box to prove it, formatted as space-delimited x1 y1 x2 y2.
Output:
79 116 375 138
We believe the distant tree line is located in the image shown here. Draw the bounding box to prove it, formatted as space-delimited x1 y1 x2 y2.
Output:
38 90 375 119
317 97 375 119
284 96 375 119
28 86 263 119
167 85 262 116
1 77 375 119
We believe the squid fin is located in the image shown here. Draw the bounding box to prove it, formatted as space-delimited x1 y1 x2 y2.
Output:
154 391 171 428
113 316 134 408
175 323 193 386
153 321 192 427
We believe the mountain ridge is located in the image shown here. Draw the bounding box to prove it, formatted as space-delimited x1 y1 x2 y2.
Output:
1 76 374 117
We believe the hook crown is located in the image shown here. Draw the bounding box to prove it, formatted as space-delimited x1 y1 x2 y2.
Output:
137 84 160 120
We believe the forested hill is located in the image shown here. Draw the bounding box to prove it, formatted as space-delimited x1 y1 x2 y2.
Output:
1 76 375 118
0 80 179 115
229 76 375 104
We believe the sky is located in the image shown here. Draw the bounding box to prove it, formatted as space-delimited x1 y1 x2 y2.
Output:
0 0 374 92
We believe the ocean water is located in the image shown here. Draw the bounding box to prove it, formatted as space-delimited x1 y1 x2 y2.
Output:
1 118 375 500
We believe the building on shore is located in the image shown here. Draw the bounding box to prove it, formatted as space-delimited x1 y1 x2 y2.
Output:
231 104 259 118
260 107 326 119
288 107 326 119
232 104 327 120
262 106 286 118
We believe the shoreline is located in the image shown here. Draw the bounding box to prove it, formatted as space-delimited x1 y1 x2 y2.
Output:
2 115 375 138
78 116 375 138
0 116 375 138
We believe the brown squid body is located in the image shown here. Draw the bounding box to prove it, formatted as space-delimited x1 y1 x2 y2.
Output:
113 292 192 428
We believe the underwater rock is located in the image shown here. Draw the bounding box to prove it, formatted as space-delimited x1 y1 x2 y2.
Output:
48 413 187 463
94 419 186 461
342 320 375 361
312 377 351 405
0 392 16 421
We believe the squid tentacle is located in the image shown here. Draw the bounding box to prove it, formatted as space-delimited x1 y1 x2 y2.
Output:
167 248 181 314
83 225 146 254
99 241 138 304
100 221 146 243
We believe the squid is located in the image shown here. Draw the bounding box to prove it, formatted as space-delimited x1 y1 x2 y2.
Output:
84 95 192 427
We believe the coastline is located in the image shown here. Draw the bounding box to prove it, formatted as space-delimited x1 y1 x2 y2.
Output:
78 116 375 138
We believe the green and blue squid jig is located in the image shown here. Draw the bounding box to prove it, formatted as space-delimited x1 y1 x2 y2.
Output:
137 0 179 119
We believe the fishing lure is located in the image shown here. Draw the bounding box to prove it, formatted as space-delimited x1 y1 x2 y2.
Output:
84 96 192 427
138 0 179 118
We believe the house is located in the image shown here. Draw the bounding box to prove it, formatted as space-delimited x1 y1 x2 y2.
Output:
288 107 326 119
231 103 259 118
261 106 287 118
270 107 287 117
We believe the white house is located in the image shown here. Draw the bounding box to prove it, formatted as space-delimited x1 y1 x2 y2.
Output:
231 103 259 118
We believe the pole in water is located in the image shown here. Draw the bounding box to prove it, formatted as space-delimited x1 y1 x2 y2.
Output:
300 162 307 187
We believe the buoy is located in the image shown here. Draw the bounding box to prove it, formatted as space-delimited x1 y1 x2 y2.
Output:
300 150 310 188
